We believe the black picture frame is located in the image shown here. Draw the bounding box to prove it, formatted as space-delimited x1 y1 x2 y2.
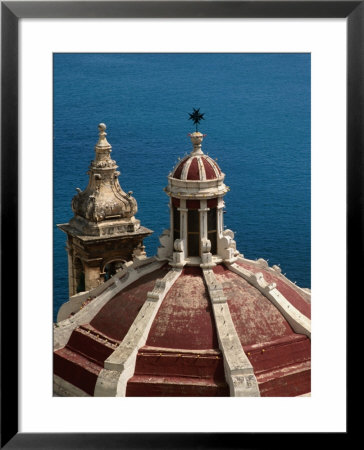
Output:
1 1 357 448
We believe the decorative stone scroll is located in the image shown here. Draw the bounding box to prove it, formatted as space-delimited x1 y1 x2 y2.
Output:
69 124 140 236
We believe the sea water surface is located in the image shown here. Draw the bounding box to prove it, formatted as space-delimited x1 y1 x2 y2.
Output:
53 53 310 321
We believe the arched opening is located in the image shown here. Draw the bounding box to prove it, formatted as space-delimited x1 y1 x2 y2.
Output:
74 258 85 293
103 260 125 281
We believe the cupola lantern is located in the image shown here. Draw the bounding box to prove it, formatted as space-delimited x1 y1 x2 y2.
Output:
161 113 238 268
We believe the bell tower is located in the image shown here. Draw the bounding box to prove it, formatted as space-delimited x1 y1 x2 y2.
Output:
58 123 153 297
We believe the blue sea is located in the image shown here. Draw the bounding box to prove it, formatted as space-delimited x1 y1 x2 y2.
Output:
53 53 310 322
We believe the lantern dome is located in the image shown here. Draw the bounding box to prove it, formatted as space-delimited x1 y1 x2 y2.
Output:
172 132 222 181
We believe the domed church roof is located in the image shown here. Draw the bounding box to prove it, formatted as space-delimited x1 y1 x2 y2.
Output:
172 132 222 181
54 120 311 398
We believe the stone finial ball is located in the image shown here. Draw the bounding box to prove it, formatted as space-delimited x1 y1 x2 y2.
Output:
98 123 107 131
190 131 204 146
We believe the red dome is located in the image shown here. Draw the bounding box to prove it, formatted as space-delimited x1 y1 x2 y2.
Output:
54 258 311 397
172 154 222 181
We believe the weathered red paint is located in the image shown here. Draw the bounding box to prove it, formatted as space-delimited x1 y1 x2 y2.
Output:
54 347 102 396
55 258 311 397
243 333 307 353
212 264 311 396
90 265 169 341
171 197 180 207
126 374 229 397
256 361 311 397
236 260 311 319
126 267 230 396
67 326 116 365
133 346 225 379
207 198 218 208
173 156 188 179
202 157 218 179
187 157 200 180
244 334 310 374
172 155 221 181
146 267 219 350
213 265 295 346
54 324 119 395
186 199 200 209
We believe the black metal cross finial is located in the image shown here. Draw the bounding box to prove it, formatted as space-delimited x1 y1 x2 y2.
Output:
188 108 205 132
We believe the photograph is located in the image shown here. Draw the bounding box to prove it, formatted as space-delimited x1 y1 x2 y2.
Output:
1 0 356 445
53 53 311 397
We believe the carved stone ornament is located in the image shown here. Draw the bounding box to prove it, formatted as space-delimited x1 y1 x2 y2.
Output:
69 124 140 236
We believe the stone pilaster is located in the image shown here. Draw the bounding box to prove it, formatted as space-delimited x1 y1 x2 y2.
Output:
217 197 224 235
217 197 225 255
199 200 214 267
199 200 208 241
179 199 188 260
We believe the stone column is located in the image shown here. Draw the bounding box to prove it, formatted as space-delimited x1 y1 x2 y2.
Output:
178 199 188 260
217 197 224 235
199 200 208 241
217 197 225 255
199 200 213 267
199 200 209 258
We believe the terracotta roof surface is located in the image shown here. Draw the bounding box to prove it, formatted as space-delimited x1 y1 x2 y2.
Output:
172 155 222 181
54 259 310 397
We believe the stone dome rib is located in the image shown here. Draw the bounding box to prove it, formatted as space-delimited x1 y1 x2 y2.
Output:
54 123 311 398
126 266 229 396
99 266 183 396
206 263 311 397
226 259 311 338
90 265 170 342
173 156 189 179
146 266 219 350
202 267 260 397
213 265 294 346
172 154 222 181
170 132 222 182
234 259 311 319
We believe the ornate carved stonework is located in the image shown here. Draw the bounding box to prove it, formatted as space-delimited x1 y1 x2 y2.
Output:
69 123 139 236
58 123 153 297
